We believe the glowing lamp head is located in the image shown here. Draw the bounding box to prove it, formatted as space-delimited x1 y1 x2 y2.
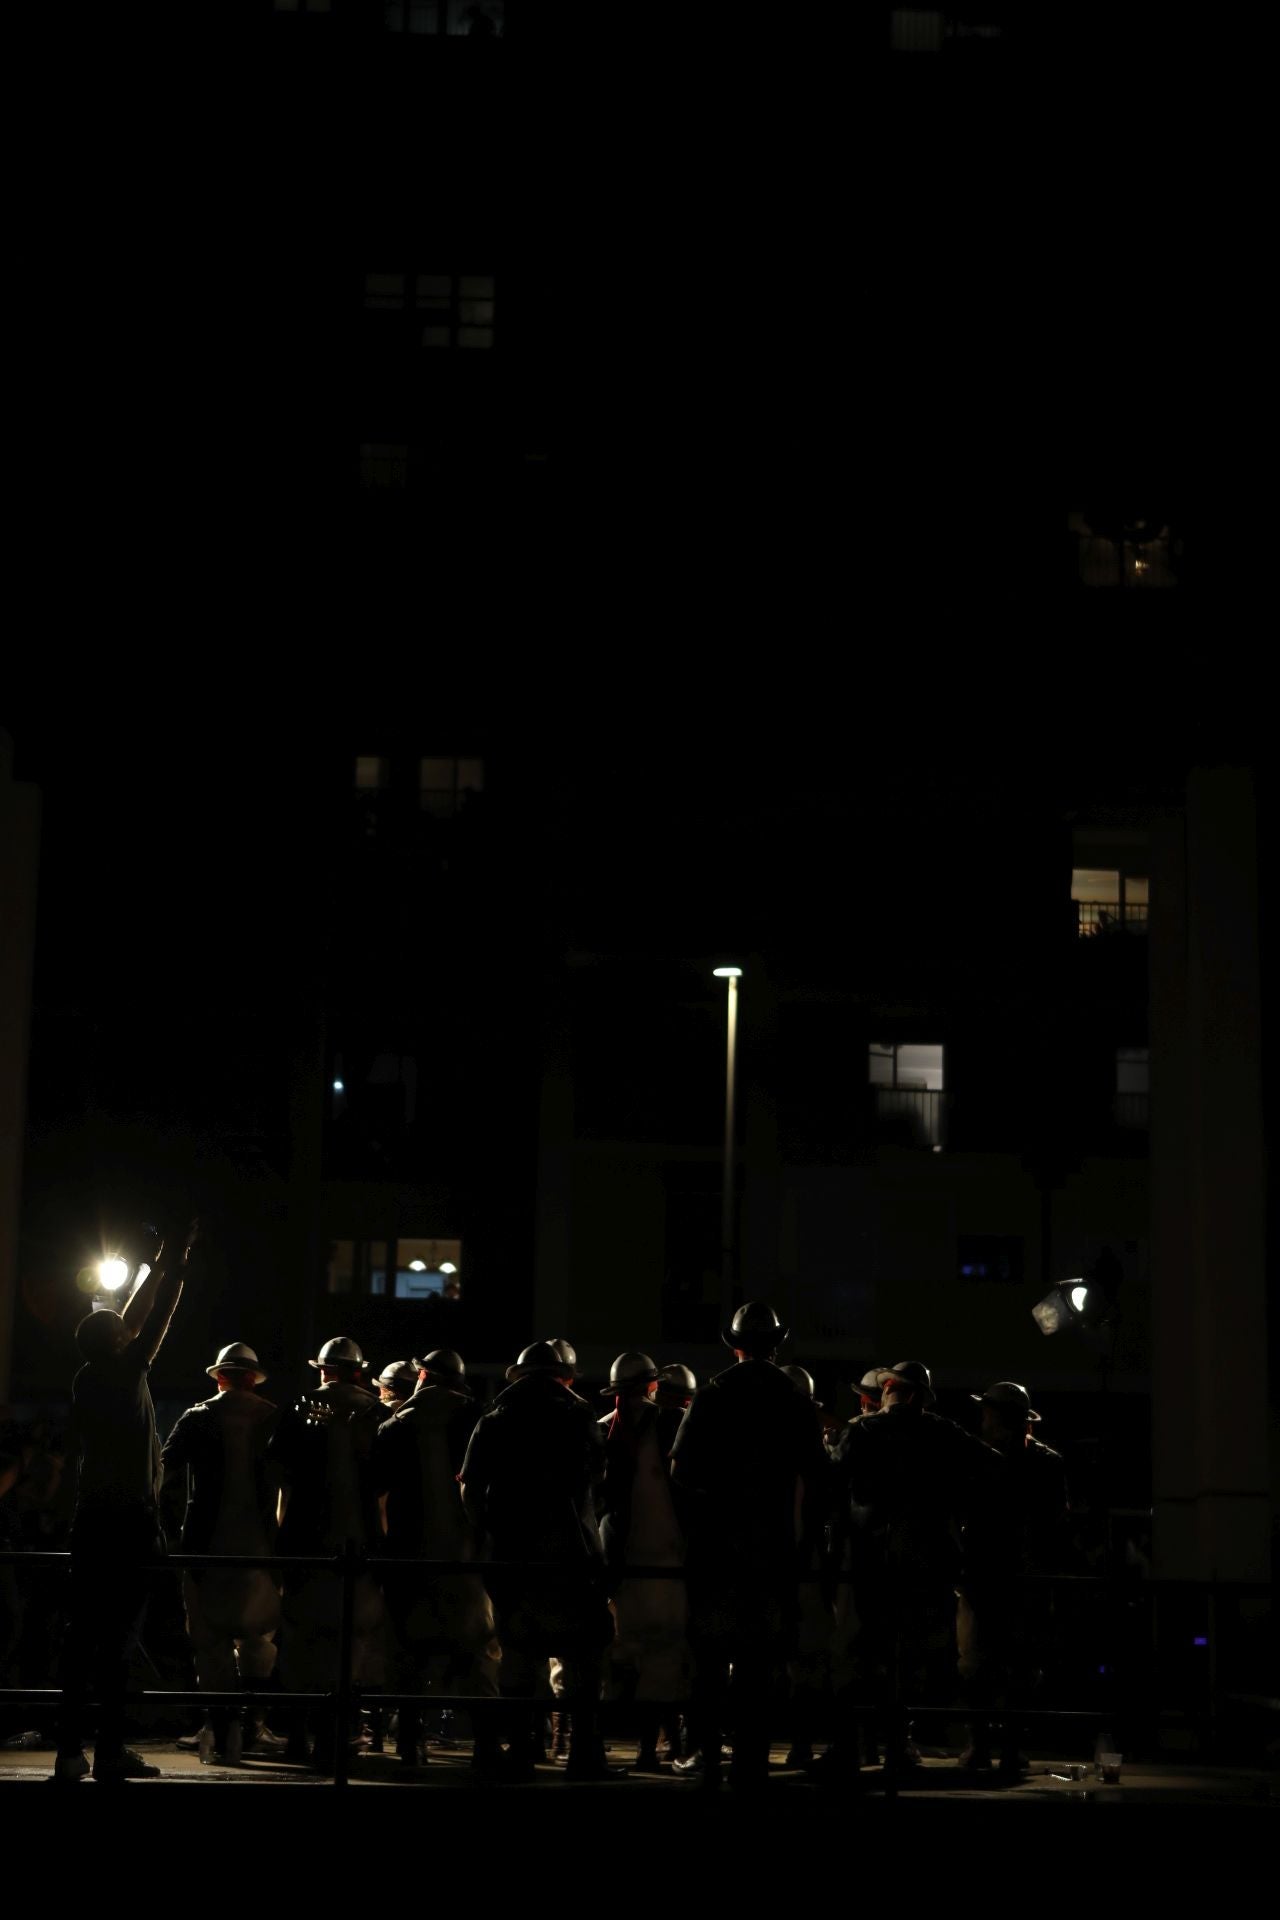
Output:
1070 1284 1090 1313
97 1258 130 1293
408 1260 427 1272
439 1262 457 1275
713 966 743 979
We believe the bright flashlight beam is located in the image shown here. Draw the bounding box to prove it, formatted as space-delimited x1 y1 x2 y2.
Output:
98 1258 130 1292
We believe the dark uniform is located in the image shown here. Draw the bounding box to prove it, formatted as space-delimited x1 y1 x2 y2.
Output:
268 1351 385 1766
370 1354 499 1768
670 1350 828 1787
161 1352 280 1758
958 1399 1067 1765
460 1345 611 1778
831 1380 1004 1763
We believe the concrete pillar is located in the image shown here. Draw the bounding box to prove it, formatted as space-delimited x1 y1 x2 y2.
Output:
1150 768 1270 1580
0 734 41 1405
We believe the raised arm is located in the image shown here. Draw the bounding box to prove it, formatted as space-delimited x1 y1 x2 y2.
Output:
122 1219 198 1366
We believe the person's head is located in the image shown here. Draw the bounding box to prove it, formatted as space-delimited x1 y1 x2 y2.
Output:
548 1338 578 1380
972 1380 1039 1445
723 1301 787 1363
857 1367 885 1415
75 1309 130 1362
413 1349 470 1395
506 1341 573 1387
376 1361 418 1407
206 1343 267 1393
309 1336 366 1386
878 1361 935 1411
656 1363 697 1410
600 1352 659 1406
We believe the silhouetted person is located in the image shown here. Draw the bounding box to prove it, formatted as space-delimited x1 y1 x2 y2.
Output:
370 1349 499 1773
825 1360 1004 1778
460 1341 612 1780
958 1381 1067 1773
268 1336 385 1771
670 1301 828 1791
597 1352 691 1772
374 1361 419 1412
779 1365 836 1769
161 1342 280 1765
54 1221 198 1783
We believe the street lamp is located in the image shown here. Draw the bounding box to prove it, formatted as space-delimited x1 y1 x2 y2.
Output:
713 966 743 1330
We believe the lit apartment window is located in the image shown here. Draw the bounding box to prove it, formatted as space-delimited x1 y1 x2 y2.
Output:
385 0 503 29
385 1238 463 1301
364 273 496 349
1071 869 1149 936
354 757 388 791
1115 1048 1150 1129
891 9 945 51
1069 512 1179 589
420 757 485 818
869 1043 945 1147
358 443 409 490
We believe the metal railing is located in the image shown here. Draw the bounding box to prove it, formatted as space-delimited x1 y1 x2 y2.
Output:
1076 901 1150 937
873 1086 946 1148
3 1545 1272 1792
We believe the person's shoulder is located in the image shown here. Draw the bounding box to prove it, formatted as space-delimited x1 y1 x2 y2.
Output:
1028 1436 1064 1464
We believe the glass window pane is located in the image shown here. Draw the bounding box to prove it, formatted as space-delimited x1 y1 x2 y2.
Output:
459 275 495 297
420 756 455 791
416 274 453 305
393 1237 463 1299
365 272 406 308
1125 875 1149 905
354 756 387 790
895 1043 944 1090
326 1240 355 1294
1071 868 1121 903
1117 1047 1150 1094
422 325 452 348
868 1044 894 1088
458 299 495 326
457 758 484 794
458 327 493 349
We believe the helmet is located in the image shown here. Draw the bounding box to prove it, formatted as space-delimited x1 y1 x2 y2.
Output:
309 1336 366 1372
549 1338 578 1377
722 1300 788 1355
599 1351 659 1399
656 1363 698 1401
206 1342 267 1385
781 1364 817 1400
376 1361 419 1394
411 1348 470 1392
856 1367 884 1398
971 1380 1041 1423
878 1360 935 1404
506 1340 570 1384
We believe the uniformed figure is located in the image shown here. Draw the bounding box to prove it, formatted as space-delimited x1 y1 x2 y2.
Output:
268 1336 386 1770
856 1368 886 1417
779 1364 836 1769
374 1361 419 1412
670 1301 828 1791
957 1380 1067 1773
825 1360 1004 1777
161 1343 280 1765
370 1349 500 1773
597 1352 692 1772
53 1222 198 1784
655 1364 698 1415
460 1340 613 1781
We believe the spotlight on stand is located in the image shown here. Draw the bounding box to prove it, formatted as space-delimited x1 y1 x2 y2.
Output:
1032 1250 1123 1337
88 1222 164 1310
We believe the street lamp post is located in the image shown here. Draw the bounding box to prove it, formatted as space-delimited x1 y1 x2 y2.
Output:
713 966 743 1332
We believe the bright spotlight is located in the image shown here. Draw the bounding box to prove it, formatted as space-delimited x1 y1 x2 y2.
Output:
333 1079 345 1093
97 1258 130 1292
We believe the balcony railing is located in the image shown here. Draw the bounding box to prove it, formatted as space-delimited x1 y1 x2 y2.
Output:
874 1086 946 1148
1077 901 1149 937
1114 1091 1150 1130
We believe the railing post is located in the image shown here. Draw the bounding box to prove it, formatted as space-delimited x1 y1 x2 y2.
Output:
332 1543 358 1789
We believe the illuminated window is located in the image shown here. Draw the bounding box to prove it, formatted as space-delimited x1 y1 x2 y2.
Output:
388 1237 463 1300
358 443 409 489
1072 869 1149 936
364 272 496 349
354 757 388 791
1115 1048 1150 1129
420 756 485 817
891 9 945 51
870 1044 945 1147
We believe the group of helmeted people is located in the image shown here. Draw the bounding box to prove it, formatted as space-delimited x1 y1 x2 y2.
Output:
54 1246 1066 1788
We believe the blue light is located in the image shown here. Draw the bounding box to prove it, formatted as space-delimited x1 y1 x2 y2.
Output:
1193 1636 1208 1647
